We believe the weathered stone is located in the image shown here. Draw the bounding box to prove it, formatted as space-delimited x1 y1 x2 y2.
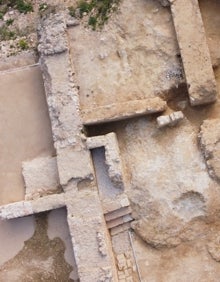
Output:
82 98 166 125
66 17 80 27
38 13 68 56
199 119 220 182
0 194 65 220
40 54 83 149
171 0 217 105
0 201 33 220
22 156 60 200
56 148 94 186
157 111 184 128
65 189 118 282
87 132 125 189
102 195 130 214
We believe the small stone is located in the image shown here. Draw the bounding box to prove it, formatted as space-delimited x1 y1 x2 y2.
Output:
157 111 184 128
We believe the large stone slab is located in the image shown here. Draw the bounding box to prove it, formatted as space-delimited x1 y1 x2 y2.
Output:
170 0 217 105
65 189 118 282
82 98 166 125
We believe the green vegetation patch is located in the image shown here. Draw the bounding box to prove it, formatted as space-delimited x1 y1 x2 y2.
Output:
0 0 33 15
69 0 120 30
6 18 14 25
18 38 28 50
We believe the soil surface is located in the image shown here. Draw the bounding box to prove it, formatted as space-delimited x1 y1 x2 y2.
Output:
0 65 54 205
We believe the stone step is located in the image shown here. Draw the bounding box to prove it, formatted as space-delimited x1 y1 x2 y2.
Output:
105 206 132 222
103 195 130 214
107 214 133 229
110 222 131 236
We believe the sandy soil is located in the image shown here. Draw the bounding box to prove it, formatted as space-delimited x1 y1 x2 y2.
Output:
68 0 182 110
0 65 54 205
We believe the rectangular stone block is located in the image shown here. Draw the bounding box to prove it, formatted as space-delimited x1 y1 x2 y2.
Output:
82 98 166 125
0 194 65 220
65 189 118 282
171 0 217 105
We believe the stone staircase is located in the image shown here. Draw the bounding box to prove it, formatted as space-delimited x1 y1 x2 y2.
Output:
104 201 133 236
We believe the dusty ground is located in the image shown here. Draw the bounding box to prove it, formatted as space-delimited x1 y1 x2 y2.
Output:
1 0 220 281
68 0 182 109
0 65 54 205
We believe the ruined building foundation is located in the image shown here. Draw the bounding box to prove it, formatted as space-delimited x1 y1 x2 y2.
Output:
1 0 220 281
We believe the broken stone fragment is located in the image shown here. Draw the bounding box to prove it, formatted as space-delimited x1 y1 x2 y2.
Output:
157 111 184 128
66 17 80 27
199 119 220 182
38 13 68 56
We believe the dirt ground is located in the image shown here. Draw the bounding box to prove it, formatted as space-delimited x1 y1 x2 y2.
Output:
1 0 220 281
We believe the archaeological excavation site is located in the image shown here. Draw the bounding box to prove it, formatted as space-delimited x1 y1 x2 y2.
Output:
1 0 220 281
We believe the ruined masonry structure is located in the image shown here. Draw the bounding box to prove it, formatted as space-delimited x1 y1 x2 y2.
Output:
0 0 219 281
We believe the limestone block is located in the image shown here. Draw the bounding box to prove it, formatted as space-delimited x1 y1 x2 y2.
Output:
86 135 107 149
40 54 83 149
82 98 166 125
199 119 220 182
87 132 125 189
171 0 217 105
22 156 60 200
0 194 65 220
31 194 66 214
105 133 124 189
38 13 68 56
103 195 130 214
57 148 94 186
0 201 33 220
65 189 118 282
157 111 184 128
